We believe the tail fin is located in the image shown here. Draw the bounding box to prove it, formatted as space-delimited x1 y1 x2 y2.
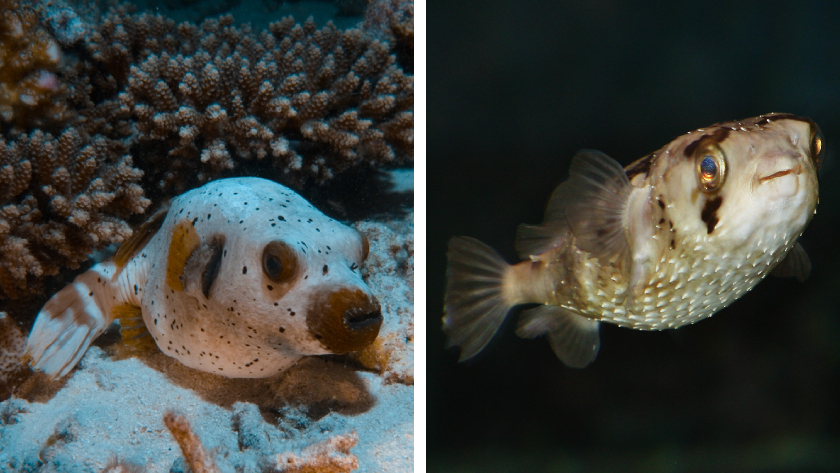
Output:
22 271 112 379
443 236 515 361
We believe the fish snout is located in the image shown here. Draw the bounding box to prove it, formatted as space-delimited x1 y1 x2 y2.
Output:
307 288 383 353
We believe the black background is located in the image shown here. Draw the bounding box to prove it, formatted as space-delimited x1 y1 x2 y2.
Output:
428 1 840 471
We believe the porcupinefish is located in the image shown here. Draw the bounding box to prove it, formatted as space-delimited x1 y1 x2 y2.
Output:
444 113 821 368
24 177 383 378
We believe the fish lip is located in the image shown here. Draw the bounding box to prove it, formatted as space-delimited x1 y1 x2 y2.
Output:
758 164 801 183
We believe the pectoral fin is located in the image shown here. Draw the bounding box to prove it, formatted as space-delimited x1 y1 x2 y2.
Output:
771 242 811 282
113 304 156 351
516 305 600 368
563 150 632 261
515 150 632 264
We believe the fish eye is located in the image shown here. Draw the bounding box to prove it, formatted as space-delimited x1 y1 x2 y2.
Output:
695 146 726 191
262 241 298 283
810 126 824 168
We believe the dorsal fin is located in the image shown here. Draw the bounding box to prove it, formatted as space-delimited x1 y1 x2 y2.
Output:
515 181 571 259
114 202 171 270
112 303 156 351
166 219 201 291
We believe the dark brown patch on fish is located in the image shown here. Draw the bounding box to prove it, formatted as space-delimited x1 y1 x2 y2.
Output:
684 128 730 157
701 196 723 234
625 154 654 179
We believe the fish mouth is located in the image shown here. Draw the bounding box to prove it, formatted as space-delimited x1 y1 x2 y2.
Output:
758 164 801 183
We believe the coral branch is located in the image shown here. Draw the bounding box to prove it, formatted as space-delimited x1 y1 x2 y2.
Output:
163 411 220 473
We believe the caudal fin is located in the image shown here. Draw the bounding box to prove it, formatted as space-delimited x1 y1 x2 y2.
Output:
443 236 515 361
23 273 112 379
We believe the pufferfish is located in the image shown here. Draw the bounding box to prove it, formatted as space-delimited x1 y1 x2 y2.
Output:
444 113 821 368
24 177 383 378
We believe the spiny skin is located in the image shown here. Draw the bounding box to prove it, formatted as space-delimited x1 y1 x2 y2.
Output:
511 114 820 330
444 114 821 367
24 177 383 379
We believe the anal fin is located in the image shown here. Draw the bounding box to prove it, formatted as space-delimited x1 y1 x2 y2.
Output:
113 304 156 351
515 305 600 368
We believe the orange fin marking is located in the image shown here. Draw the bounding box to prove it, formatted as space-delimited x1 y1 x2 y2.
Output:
114 202 170 270
112 304 156 350
166 218 201 291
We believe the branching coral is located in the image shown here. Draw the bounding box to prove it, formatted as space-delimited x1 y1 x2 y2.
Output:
0 4 413 298
0 0 68 130
80 10 413 189
0 129 149 299
364 0 414 72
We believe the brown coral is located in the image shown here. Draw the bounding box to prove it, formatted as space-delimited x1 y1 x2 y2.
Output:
80 11 413 189
0 0 70 130
0 6 412 297
0 129 150 299
364 0 413 72
273 432 359 473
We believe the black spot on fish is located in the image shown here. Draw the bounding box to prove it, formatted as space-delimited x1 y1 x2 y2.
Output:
658 218 665 225
657 199 665 210
322 264 328 275
192 217 199 226
701 196 723 234
242 266 247 274
670 238 676 250
625 154 654 179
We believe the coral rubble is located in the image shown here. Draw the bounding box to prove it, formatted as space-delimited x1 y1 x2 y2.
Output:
164 411 221 473
0 312 27 399
272 432 359 473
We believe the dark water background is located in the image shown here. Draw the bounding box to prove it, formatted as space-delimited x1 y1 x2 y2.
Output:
428 1 840 471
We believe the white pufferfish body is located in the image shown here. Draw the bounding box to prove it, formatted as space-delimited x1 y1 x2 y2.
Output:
24 177 382 378
444 113 821 368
